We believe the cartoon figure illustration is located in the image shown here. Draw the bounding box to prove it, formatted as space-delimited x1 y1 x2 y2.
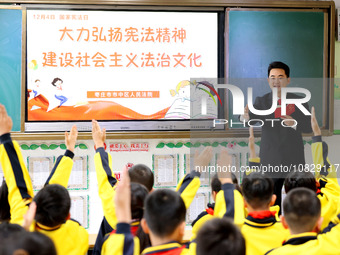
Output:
32 79 41 98
164 80 220 119
51 78 68 107
164 80 192 119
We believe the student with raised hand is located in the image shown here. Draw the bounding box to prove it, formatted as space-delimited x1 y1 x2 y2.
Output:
265 188 340 255
92 120 151 253
214 149 290 255
92 120 213 253
44 125 78 187
102 167 195 255
283 106 340 230
0 104 88 254
0 104 34 225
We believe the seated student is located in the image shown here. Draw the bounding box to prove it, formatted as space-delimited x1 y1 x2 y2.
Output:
196 218 245 255
0 105 88 254
214 149 289 255
4 231 57 255
92 162 154 255
191 173 239 240
102 167 196 255
91 120 212 253
265 188 340 254
283 106 340 230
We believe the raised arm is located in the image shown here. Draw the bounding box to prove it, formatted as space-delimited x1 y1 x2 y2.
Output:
92 120 119 229
0 104 34 224
176 147 213 209
45 125 78 187
102 167 140 255
214 149 245 226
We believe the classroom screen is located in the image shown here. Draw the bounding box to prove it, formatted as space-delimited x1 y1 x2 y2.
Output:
25 9 219 131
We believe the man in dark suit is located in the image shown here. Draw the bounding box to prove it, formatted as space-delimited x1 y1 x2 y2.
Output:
244 61 312 212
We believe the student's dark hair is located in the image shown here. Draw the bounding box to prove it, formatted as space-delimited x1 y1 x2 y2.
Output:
268 61 290 77
33 184 71 227
231 173 238 185
283 187 321 233
129 164 154 192
0 222 26 255
211 174 222 193
196 218 245 255
144 189 186 238
284 171 317 193
241 172 273 209
51 78 63 86
6 231 57 255
131 182 148 220
0 222 25 240
0 180 11 222
130 183 150 251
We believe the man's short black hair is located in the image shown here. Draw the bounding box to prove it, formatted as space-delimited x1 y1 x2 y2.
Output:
196 218 245 255
129 164 154 192
144 189 186 238
268 61 290 77
283 187 321 233
0 180 10 222
241 172 273 209
284 171 317 193
34 184 71 227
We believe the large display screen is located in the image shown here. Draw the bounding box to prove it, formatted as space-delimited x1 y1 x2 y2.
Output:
25 9 219 131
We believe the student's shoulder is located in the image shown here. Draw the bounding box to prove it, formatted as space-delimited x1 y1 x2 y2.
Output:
64 219 89 236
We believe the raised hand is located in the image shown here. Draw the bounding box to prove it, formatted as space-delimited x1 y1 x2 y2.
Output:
0 104 13 136
92 120 106 149
311 107 321 136
65 125 78 152
194 146 213 173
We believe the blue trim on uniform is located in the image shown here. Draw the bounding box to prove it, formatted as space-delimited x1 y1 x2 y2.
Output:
0 133 11 144
116 223 132 234
222 183 235 219
177 171 200 194
2 135 31 200
64 149 74 159
312 135 322 143
96 147 117 187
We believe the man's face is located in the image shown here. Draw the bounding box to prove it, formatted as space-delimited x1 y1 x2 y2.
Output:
267 68 290 97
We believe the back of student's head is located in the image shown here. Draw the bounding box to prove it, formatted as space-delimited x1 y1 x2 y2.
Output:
284 171 317 193
5 231 57 255
33 184 70 227
130 182 148 220
0 222 26 255
0 179 10 222
129 164 154 192
130 182 150 250
283 187 321 233
268 61 290 77
211 174 222 193
241 172 273 209
0 221 25 241
144 189 186 238
196 218 245 255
